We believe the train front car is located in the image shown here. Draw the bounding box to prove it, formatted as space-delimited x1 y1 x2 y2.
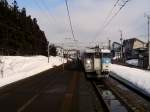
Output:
83 49 95 73
101 49 111 76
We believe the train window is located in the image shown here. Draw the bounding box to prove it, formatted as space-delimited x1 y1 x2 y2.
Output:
102 53 111 58
84 53 94 58
95 52 101 58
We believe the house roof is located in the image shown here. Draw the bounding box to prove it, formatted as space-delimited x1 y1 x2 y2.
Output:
124 38 145 44
123 38 145 49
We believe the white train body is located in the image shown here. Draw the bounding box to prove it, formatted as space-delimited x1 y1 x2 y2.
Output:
82 49 95 73
82 48 111 78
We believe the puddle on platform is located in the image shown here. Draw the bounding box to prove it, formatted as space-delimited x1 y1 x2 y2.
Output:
101 89 128 112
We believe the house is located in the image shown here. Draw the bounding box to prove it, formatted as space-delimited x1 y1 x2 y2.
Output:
137 47 148 68
146 41 150 48
112 42 121 59
123 38 145 59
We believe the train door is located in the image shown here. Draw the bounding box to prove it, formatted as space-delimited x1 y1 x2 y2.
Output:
94 52 101 75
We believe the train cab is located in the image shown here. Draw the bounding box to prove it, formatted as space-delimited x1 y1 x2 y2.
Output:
101 49 111 75
83 50 95 73
82 48 111 79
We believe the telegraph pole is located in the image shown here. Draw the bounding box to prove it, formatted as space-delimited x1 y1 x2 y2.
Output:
119 30 123 60
47 41 49 63
108 39 111 50
145 14 150 69
61 43 65 70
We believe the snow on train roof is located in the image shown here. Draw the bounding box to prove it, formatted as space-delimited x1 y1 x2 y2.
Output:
84 49 95 53
101 49 111 53
84 49 111 53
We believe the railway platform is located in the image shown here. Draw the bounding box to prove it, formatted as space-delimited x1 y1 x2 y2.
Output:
0 62 104 112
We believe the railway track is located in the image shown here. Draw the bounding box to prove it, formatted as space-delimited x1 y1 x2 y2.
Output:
91 76 150 112
92 80 131 112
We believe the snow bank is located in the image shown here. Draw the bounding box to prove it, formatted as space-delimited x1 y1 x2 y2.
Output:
110 64 150 94
0 56 66 87
126 59 138 66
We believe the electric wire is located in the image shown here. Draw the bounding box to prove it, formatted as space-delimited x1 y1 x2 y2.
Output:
93 0 121 41
42 0 57 22
103 0 131 29
94 0 131 40
103 0 120 26
32 0 54 27
64 0 76 41
33 0 69 45
33 0 55 25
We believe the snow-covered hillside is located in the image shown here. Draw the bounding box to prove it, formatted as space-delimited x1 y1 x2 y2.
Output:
110 64 150 95
0 56 66 87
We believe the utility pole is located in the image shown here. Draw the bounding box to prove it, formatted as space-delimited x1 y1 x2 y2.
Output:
61 43 65 70
119 30 123 60
108 39 111 50
145 14 150 69
47 41 49 63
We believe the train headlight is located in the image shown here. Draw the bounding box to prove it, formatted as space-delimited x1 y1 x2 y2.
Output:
86 60 91 64
106 60 109 63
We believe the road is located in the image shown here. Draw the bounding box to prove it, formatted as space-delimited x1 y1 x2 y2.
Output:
0 62 80 112
0 61 104 112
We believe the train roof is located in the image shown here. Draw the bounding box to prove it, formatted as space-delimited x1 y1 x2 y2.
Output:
101 49 111 53
84 49 95 53
84 48 111 53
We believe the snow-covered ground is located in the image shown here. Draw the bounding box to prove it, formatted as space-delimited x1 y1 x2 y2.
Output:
110 64 150 95
0 56 67 87
126 59 138 66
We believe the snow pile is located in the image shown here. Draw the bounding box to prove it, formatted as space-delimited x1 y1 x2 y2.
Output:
110 64 150 94
0 56 66 87
126 59 138 66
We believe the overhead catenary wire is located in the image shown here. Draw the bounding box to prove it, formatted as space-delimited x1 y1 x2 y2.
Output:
103 0 120 26
32 0 54 28
94 0 131 40
32 0 70 46
41 0 57 22
64 0 76 41
33 0 56 25
93 0 121 41
103 0 131 29
32 0 76 49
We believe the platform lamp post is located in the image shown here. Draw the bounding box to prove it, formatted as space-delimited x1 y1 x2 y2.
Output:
145 14 150 70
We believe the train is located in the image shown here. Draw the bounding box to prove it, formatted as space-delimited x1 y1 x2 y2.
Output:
82 47 111 78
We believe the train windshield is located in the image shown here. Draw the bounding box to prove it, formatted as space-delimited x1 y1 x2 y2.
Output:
84 53 94 58
102 53 111 58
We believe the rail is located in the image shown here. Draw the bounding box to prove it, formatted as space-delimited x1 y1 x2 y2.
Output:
91 79 133 112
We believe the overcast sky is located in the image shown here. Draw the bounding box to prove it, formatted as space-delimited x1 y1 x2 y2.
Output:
8 0 150 48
